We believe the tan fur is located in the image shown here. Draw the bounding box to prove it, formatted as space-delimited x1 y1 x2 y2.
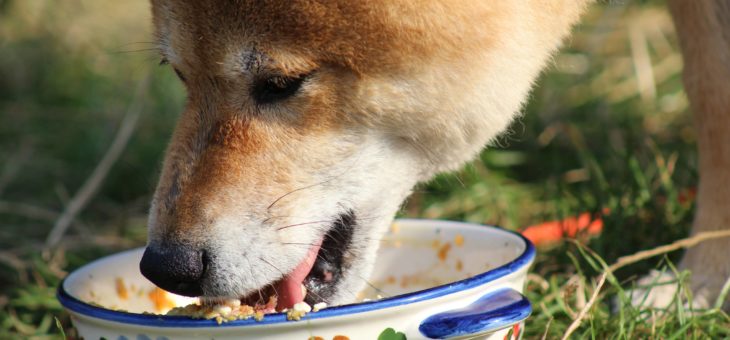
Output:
141 0 730 309
149 0 588 239
146 0 592 302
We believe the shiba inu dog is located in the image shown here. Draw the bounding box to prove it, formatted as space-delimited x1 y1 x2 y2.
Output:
139 0 730 311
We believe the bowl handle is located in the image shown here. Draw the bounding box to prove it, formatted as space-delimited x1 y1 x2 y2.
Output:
418 288 531 339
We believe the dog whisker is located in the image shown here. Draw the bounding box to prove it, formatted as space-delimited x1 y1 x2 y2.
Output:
266 153 366 211
266 282 279 304
281 242 321 247
244 257 264 302
263 214 322 225
257 288 264 303
259 256 284 276
117 41 158 46
276 220 330 231
111 47 161 55
357 276 390 299
266 177 340 211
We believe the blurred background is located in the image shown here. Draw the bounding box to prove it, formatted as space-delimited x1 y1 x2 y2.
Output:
1 0 715 338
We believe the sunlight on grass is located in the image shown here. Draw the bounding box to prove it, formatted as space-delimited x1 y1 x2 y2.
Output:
1 0 727 338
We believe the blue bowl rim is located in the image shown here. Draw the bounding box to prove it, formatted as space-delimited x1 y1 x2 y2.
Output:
57 218 536 328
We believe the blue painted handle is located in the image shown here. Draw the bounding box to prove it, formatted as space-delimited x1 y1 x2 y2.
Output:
418 288 531 339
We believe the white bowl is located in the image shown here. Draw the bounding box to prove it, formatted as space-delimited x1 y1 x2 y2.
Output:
58 219 535 339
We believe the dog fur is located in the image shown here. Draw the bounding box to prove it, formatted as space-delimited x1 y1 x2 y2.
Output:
144 0 730 309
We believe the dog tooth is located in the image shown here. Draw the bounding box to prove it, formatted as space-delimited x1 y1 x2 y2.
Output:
300 284 307 298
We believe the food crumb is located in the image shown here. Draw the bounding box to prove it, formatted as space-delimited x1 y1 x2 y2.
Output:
294 302 312 313
454 233 465 246
312 302 327 312
308 337 325 340
400 276 409 288
437 242 452 262
286 301 311 321
148 287 177 312
157 293 327 324
455 259 463 271
166 297 275 323
254 310 265 321
286 309 307 321
115 277 128 300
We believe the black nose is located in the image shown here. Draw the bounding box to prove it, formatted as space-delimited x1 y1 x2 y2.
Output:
139 244 207 297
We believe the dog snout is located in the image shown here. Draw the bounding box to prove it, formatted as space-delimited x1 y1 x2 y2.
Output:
139 244 208 297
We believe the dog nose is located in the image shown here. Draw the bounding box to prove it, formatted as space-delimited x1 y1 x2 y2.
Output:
139 244 207 297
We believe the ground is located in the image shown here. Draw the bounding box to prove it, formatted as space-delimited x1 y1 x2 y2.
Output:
0 1 728 339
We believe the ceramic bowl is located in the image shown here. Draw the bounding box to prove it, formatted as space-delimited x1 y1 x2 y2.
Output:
58 219 535 339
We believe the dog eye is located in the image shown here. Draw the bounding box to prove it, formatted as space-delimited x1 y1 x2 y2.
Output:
251 74 307 104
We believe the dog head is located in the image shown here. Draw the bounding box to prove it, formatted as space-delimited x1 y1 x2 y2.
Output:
141 0 587 309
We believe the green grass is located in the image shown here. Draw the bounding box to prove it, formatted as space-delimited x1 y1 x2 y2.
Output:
1 1 728 338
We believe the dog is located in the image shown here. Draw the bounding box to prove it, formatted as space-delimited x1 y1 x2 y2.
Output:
139 0 730 311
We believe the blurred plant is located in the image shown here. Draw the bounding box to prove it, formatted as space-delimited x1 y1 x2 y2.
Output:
0 1 723 338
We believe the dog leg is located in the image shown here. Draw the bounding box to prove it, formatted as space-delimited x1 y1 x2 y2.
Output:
668 0 730 309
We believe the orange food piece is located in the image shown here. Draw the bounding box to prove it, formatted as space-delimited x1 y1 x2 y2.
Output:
521 212 603 246
400 276 409 288
148 287 177 312
308 337 324 340
437 242 451 262
454 234 464 247
115 277 128 300
333 336 350 340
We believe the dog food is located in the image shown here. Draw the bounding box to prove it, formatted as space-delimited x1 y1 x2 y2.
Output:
165 295 329 324
285 301 312 321
148 287 177 312
166 296 276 324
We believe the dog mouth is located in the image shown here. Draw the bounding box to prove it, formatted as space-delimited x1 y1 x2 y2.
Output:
239 210 356 310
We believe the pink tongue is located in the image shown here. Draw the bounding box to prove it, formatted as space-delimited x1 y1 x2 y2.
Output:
274 240 322 310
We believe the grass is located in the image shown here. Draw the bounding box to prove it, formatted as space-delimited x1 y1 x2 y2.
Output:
0 0 728 338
